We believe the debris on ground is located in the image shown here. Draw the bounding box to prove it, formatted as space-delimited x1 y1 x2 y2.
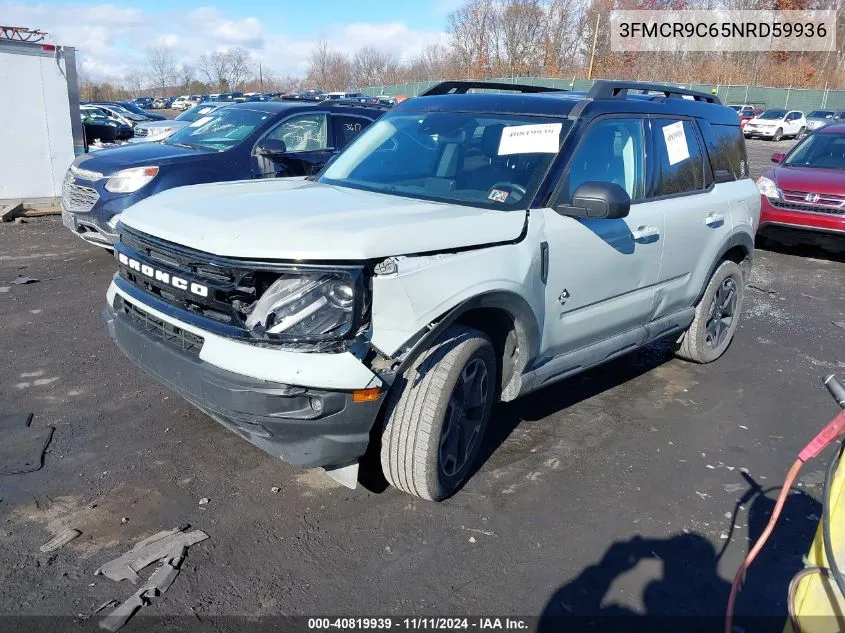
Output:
198 498 209 505
723 483 745 494
95 528 208 583
833 321 845 330
94 600 119 614
270 487 280 494
10 275 38 285
0 413 54 475
0 200 23 222
40 528 82 553
96 527 208 631
120 517 129 525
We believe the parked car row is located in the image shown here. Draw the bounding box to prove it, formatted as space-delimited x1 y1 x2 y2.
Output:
61 80 843 500
731 104 845 141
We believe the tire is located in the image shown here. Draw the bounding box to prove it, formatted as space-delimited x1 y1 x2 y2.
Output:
380 325 496 501
676 260 745 364
796 126 806 139
772 128 783 141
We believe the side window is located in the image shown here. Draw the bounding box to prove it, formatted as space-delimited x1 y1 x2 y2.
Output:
264 113 327 152
653 119 705 197
563 118 646 202
331 115 372 150
702 123 748 181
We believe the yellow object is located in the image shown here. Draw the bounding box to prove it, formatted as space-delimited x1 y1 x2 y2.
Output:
351 387 381 403
786 457 845 632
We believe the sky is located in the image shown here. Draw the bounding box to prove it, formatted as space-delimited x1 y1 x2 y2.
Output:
1 1 463 82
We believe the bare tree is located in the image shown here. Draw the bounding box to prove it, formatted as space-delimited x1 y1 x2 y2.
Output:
123 68 146 97
226 47 254 90
178 63 195 92
352 46 396 89
146 46 177 96
447 0 496 77
198 52 230 91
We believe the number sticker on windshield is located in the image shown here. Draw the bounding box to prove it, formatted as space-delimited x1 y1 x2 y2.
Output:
498 122 562 155
488 189 509 203
188 116 213 128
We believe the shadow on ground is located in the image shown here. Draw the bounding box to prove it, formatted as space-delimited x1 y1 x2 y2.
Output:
537 475 821 633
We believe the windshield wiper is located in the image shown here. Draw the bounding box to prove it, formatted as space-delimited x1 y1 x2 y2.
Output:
167 141 201 150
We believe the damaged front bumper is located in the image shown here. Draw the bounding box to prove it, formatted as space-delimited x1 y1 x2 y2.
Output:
103 283 386 474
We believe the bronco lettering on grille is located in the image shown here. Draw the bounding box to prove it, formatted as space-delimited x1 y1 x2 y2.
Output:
118 253 209 297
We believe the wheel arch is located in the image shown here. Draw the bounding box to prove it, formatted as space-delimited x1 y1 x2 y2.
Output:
694 231 754 305
390 290 541 403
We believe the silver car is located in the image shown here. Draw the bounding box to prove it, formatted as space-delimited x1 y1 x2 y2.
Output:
805 110 845 133
130 103 228 143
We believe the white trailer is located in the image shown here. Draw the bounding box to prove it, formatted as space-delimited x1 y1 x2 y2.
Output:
0 37 84 205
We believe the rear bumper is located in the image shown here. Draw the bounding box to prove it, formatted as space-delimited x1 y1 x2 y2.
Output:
103 290 385 469
759 196 845 237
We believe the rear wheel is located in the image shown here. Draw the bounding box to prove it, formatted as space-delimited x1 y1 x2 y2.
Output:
676 260 745 364
796 126 806 139
380 326 496 501
772 128 783 141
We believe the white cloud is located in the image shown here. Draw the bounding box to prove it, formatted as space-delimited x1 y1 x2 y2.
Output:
0 2 447 83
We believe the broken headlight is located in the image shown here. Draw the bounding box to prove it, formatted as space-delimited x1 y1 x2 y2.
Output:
243 270 366 340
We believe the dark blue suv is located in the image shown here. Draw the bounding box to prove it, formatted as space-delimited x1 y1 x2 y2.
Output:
62 100 386 248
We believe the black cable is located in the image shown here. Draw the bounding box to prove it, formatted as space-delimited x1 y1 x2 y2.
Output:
822 441 845 601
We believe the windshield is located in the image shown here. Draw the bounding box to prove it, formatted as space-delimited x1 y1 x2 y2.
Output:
176 104 223 122
759 110 786 120
729 105 741 112
165 107 268 151
120 102 147 116
783 132 845 170
318 112 571 209
808 111 834 119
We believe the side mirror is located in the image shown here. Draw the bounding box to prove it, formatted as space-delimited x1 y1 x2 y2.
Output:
771 152 786 163
555 182 631 220
257 138 287 157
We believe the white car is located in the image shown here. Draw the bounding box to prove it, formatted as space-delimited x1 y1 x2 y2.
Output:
170 96 195 111
104 80 760 500
743 109 806 141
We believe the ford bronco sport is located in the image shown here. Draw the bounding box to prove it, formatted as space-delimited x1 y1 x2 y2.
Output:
103 80 760 501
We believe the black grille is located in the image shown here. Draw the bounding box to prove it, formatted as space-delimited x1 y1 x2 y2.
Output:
116 228 278 330
116 295 204 353
770 198 845 216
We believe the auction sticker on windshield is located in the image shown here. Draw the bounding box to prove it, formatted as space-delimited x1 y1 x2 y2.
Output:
662 121 689 165
189 116 214 128
498 122 562 155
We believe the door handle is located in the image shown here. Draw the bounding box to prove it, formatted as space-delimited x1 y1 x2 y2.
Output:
705 213 725 227
631 225 659 241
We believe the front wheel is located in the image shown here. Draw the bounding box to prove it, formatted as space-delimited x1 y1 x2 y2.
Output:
676 260 745 364
772 128 783 141
380 326 496 501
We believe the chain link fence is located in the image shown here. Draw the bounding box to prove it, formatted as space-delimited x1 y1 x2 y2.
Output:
362 77 845 111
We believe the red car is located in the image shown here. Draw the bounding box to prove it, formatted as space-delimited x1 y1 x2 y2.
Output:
756 124 845 250
729 105 762 130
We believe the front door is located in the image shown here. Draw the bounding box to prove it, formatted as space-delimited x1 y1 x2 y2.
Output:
539 116 664 364
253 112 332 178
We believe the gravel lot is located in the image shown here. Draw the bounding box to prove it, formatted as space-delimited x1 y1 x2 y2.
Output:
1 138 844 630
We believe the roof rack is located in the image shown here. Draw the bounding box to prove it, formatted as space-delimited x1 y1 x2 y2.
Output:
587 80 721 104
420 81 564 96
325 99 392 110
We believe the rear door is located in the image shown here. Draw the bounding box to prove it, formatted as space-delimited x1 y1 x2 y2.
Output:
330 113 375 152
649 117 733 318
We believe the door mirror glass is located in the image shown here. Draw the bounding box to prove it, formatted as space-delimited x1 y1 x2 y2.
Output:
257 138 287 157
771 152 786 163
556 181 631 219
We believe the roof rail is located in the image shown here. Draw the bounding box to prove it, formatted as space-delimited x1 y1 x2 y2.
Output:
325 99 392 109
420 80 564 96
587 80 721 104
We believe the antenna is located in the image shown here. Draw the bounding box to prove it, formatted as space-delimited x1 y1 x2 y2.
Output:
0 26 49 42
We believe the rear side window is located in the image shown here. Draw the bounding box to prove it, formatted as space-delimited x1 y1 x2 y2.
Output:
710 124 748 180
652 119 704 197
332 115 371 149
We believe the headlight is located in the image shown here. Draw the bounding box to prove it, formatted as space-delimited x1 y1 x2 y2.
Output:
244 271 364 340
756 176 780 199
104 166 159 193
151 127 176 137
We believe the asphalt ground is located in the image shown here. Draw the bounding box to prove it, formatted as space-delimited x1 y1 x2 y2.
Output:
1 138 844 632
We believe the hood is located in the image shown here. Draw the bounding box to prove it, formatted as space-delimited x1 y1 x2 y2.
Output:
774 165 845 196
120 179 527 261
748 117 780 126
74 142 212 176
